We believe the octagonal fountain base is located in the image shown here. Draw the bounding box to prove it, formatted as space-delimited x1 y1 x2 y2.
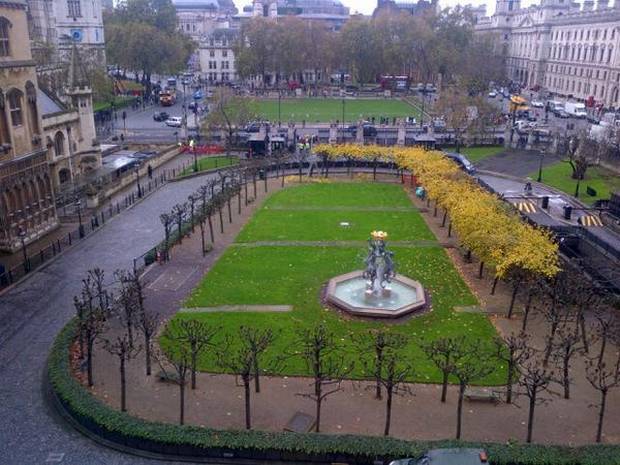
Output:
325 271 426 318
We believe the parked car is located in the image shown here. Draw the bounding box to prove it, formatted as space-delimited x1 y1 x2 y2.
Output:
390 448 489 465
443 152 476 174
244 122 262 133
153 111 169 122
556 109 571 118
531 100 544 108
432 118 446 131
587 113 601 124
347 124 378 137
165 116 183 127
488 91 497 98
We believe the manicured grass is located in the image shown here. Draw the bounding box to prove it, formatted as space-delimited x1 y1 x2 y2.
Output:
179 156 238 176
93 96 134 112
530 161 620 205
459 146 505 163
167 183 504 385
256 98 419 123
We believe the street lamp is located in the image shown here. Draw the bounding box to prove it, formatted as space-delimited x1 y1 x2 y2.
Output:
75 199 84 238
278 89 282 127
537 146 546 182
341 96 345 143
135 165 142 198
17 225 28 273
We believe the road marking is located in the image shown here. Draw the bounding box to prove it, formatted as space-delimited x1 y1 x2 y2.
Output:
579 215 603 227
517 201 537 214
46 452 65 462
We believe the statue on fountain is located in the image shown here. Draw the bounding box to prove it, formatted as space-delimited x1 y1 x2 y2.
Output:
363 231 396 295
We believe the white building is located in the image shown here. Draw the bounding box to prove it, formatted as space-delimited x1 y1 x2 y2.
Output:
27 0 106 65
476 0 620 108
198 28 238 83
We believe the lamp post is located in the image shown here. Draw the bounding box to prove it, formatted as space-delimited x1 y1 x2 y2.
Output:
135 165 142 198
341 96 345 143
75 199 84 238
537 147 546 182
17 225 28 273
278 89 282 127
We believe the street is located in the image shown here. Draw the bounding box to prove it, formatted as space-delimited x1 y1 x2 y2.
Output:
0 173 218 465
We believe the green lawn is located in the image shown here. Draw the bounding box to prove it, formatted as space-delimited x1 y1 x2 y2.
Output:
530 161 620 205
165 183 504 385
256 98 419 123
179 155 238 176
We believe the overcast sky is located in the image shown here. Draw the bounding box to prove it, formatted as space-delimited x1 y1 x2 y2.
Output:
231 0 540 16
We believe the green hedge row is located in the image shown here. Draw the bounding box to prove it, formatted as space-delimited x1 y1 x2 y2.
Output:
48 319 620 465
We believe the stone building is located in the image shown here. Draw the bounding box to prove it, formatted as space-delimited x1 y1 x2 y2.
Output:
248 0 349 31
0 0 58 252
373 0 439 18
174 0 237 40
476 0 620 108
199 27 238 83
26 0 106 66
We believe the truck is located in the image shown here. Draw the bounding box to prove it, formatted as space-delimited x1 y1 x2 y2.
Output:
159 87 176 106
549 100 564 115
565 101 587 118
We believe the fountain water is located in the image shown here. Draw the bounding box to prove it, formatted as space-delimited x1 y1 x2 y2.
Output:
326 231 426 318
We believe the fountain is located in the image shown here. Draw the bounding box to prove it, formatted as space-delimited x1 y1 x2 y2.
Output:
326 231 426 318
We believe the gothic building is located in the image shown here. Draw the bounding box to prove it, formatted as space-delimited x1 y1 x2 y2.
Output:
248 0 349 30
476 0 620 108
373 0 439 17
0 0 58 252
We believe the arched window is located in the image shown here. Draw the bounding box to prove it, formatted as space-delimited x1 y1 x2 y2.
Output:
25 82 39 135
607 47 613 64
0 17 10 57
58 169 71 185
7 89 22 127
0 89 10 146
54 131 65 157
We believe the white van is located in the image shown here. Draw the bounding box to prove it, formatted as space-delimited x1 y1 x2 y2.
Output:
565 102 587 118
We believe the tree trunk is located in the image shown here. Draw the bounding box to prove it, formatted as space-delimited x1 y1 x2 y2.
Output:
491 276 499 295
448 222 452 237
244 377 252 430
596 389 607 443
441 210 447 227
506 359 514 404
227 199 232 224
478 262 484 279
563 356 570 399
208 215 215 243
218 208 224 234
179 381 185 425
264 172 268 192
200 222 206 257
522 291 534 332
384 387 393 436
87 339 94 387
245 181 249 205
191 351 197 390
598 334 607 366
253 359 260 393
579 313 589 354
456 382 465 440
526 393 537 443
238 191 242 215
508 280 520 318
253 176 257 198
120 354 127 412
441 371 449 403
315 380 322 433
145 334 152 376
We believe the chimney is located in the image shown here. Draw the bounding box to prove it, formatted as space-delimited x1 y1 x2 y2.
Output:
583 0 594 10
597 0 609 8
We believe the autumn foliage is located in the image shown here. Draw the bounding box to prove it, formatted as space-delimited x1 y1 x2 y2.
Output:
314 144 560 279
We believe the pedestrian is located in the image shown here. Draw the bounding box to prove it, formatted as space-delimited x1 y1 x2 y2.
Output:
147 164 153 179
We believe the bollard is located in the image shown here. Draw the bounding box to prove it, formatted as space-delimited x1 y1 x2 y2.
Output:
541 196 549 209
101 211 105 224
117 203 120 214
40 249 44 263
57 239 61 251
68 232 72 246
52 242 56 255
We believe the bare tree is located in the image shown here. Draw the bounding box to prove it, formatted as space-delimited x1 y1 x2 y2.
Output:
355 329 408 400
518 356 555 443
167 319 218 390
155 344 191 425
585 357 620 443
540 274 573 366
187 194 197 232
75 268 111 386
171 203 188 244
102 331 140 412
494 332 532 404
113 269 138 348
451 341 495 440
136 307 159 376
159 213 173 259
593 309 619 366
295 324 352 432
374 349 413 436
217 327 277 429
422 337 460 402
552 325 584 399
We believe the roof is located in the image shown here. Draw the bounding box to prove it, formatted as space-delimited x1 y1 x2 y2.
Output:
37 88 66 115
67 44 89 89
172 0 219 8
425 448 486 465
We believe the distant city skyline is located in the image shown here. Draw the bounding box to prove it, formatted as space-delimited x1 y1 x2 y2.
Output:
231 0 540 16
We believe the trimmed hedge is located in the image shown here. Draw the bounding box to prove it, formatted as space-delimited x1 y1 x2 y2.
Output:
49 322 620 465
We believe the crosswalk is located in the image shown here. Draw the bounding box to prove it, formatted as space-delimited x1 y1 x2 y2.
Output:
578 215 604 227
516 201 537 214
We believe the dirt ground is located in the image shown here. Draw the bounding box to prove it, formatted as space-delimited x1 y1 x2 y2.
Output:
85 176 620 446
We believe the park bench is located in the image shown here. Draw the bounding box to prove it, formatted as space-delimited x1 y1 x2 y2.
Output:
157 370 182 384
284 411 315 433
464 386 502 404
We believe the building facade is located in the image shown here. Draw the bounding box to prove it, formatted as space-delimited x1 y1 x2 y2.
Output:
0 0 58 252
476 0 620 108
174 0 237 40
373 0 439 17
248 0 349 31
198 27 238 83
27 0 106 66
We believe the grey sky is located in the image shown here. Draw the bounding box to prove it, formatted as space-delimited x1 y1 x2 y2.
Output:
232 0 539 16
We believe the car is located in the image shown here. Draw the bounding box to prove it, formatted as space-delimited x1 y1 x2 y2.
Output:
587 113 601 125
244 122 262 133
556 110 570 118
488 91 497 98
165 116 183 127
389 448 489 465
153 111 169 122
443 152 476 174
347 124 378 137
432 118 446 131
531 100 544 108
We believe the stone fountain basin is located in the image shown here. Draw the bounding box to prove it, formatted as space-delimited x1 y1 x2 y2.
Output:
326 271 426 318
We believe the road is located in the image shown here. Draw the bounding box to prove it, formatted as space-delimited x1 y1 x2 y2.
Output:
0 174 218 465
